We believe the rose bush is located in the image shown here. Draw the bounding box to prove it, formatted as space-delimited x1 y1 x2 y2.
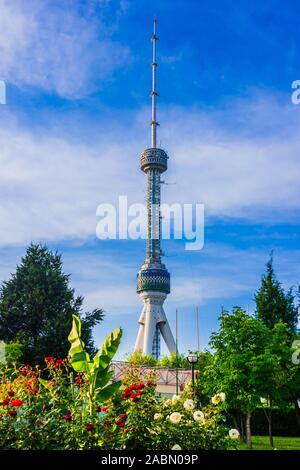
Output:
0 363 237 449
98 381 238 450
0 315 237 450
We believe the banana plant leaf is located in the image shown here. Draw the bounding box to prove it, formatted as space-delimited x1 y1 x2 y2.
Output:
96 381 122 402
68 314 91 373
93 328 122 371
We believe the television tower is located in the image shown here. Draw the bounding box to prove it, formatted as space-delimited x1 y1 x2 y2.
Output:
134 18 176 359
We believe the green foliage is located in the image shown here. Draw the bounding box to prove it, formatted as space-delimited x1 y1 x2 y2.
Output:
125 351 199 369
124 350 157 367
2 342 23 365
203 307 267 416
68 314 122 414
255 255 298 332
201 306 300 447
0 244 104 365
157 352 190 368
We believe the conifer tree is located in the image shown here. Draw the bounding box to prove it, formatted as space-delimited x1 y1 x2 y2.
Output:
0 244 104 364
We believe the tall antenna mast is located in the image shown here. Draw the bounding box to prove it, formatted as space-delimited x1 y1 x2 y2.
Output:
151 17 159 148
196 306 200 352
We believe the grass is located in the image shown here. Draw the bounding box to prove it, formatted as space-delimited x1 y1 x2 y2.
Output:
237 436 300 450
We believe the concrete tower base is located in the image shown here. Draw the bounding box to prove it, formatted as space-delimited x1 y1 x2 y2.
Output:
135 291 176 356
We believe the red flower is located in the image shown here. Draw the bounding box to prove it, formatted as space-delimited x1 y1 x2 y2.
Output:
20 365 31 376
48 380 56 387
45 356 55 364
85 423 94 431
1 397 10 406
54 359 65 369
10 399 22 407
8 390 15 397
116 419 125 427
43 404 50 410
122 387 132 399
28 371 37 377
8 410 17 417
25 377 38 387
97 405 109 412
130 391 143 401
75 376 82 385
131 383 145 390
122 383 146 399
63 414 72 422
119 413 128 420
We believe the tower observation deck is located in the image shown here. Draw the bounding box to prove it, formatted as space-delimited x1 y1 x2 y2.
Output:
134 18 176 359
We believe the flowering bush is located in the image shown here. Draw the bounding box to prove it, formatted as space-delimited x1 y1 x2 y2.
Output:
0 362 237 450
98 382 238 450
0 315 237 450
0 358 117 449
0 315 122 450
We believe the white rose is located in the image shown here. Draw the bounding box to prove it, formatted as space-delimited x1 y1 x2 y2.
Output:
154 413 162 420
229 429 240 440
164 399 172 407
169 412 182 424
172 394 180 404
211 393 225 405
183 399 195 410
193 410 205 422
172 444 182 450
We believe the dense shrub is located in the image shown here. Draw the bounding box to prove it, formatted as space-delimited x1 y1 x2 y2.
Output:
251 408 300 437
0 361 237 450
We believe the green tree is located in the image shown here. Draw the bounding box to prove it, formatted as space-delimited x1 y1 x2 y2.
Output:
124 350 157 367
248 322 297 447
255 255 298 332
157 352 190 369
192 351 214 406
202 307 269 449
0 244 104 365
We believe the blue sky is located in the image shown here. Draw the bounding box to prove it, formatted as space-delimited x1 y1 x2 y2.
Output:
0 0 300 358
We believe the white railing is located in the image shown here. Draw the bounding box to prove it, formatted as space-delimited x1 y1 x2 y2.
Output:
110 361 195 390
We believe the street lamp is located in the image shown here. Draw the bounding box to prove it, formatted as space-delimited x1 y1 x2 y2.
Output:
187 353 198 393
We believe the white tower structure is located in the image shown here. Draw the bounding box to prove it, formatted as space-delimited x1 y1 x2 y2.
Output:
134 18 176 359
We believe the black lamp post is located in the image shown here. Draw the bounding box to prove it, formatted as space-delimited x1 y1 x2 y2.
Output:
187 353 198 395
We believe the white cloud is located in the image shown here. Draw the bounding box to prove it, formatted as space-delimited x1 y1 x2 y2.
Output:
0 0 130 98
160 93 300 219
0 92 299 247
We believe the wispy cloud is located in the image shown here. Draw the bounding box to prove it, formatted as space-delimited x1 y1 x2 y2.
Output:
0 0 130 98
